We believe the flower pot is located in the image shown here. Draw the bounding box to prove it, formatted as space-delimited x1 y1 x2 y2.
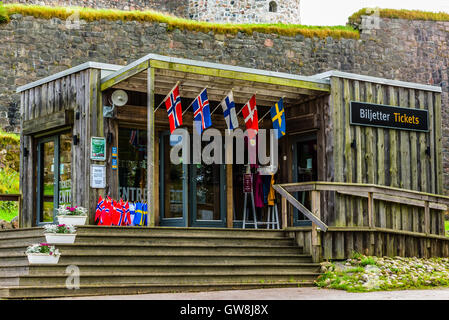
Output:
44 233 76 244
27 253 60 265
57 215 87 226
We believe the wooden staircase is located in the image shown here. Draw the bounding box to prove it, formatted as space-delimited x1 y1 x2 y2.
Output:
0 226 321 298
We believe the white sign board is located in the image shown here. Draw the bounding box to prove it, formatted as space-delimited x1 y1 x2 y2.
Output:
90 165 106 189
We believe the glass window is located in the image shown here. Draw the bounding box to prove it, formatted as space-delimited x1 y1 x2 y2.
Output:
118 128 147 202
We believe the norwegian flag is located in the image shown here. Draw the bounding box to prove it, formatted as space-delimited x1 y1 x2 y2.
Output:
192 88 212 135
242 95 258 139
165 84 183 134
95 196 105 223
123 201 131 226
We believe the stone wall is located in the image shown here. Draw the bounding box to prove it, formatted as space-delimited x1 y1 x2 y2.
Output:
2 0 190 17
188 0 301 24
1 14 449 192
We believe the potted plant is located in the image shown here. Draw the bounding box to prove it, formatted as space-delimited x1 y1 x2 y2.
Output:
26 243 61 264
43 224 77 244
56 205 88 225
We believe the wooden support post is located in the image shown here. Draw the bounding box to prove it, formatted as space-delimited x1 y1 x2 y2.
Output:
368 192 374 228
424 201 430 235
311 190 321 262
282 196 287 229
147 67 155 227
226 164 233 228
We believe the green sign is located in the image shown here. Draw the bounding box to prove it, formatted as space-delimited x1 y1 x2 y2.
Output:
91 137 106 161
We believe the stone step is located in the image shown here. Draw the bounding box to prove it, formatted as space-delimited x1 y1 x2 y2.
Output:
76 226 288 238
0 228 43 240
0 281 316 299
0 236 45 248
16 272 320 287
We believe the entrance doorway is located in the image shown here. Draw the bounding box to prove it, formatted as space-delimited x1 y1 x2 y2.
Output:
36 132 72 225
292 133 317 226
159 131 226 227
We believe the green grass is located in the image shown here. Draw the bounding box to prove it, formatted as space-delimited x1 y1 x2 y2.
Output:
445 221 449 236
0 2 8 23
1 3 359 39
349 8 449 28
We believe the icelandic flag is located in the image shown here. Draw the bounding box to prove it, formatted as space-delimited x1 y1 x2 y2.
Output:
270 98 286 139
192 88 212 135
220 91 239 130
165 84 183 134
242 95 258 139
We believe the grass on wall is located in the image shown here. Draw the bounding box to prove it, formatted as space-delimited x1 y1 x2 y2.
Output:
0 2 8 23
349 8 449 28
0 3 359 39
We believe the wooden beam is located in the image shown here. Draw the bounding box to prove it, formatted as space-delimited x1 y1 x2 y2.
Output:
23 110 74 135
101 60 149 91
150 59 330 94
281 196 287 229
226 164 233 228
147 67 155 227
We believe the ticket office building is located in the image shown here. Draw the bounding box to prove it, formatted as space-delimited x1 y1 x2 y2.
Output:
17 54 444 234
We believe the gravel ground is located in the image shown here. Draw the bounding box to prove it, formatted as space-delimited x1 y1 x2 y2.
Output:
53 286 449 300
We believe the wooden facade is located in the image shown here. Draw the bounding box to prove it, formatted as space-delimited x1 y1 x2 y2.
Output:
17 54 449 261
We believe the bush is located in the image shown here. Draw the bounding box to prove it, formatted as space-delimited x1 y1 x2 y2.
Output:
0 2 9 24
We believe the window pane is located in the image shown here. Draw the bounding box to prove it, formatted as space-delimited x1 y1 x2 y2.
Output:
118 128 147 202
42 141 55 223
195 164 221 221
59 133 72 207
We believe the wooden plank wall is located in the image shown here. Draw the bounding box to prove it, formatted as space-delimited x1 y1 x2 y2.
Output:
290 229 449 260
328 77 444 236
19 69 101 227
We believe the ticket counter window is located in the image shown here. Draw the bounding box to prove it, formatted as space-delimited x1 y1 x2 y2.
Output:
36 133 72 224
118 128 147 202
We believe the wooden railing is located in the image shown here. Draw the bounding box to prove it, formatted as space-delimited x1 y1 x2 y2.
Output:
274 181 449 236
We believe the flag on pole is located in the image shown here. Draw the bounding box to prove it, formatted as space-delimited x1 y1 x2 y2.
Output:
220 91 239 130
242 95 258 138
192 88 212 135
165 84 183 134
270 98 286 139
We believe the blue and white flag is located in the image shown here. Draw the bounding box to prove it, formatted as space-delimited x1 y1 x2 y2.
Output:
192 88 212 135
220 91 239 130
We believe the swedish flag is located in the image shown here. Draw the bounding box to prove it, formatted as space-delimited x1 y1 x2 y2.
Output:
270 98 286 139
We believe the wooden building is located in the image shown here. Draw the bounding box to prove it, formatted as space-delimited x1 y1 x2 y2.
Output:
17 54 449 261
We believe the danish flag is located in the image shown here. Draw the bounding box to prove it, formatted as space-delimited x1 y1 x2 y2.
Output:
165 84 183 134
242 95 258 139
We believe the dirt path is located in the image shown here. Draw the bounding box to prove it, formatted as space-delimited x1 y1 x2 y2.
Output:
54 286 449 300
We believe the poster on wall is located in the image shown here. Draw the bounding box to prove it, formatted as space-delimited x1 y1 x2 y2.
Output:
91 137 106 161
90 165 106 189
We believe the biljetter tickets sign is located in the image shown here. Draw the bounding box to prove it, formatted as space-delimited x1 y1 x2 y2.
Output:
350 101 429 132
91 137 106 161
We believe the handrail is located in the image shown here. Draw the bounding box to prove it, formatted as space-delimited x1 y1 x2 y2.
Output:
273 185 328 231
278 181 449 206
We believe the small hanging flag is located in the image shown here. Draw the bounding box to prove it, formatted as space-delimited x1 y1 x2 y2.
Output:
242 95 258 139
165 84 183 134
220 91 239 130
270 98 286 139
192 88 212 135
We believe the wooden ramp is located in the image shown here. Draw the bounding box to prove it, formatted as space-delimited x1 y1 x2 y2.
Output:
0 226 320 299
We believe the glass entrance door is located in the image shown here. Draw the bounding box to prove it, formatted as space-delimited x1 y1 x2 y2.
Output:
292 134 317 226
36 133 72 225
159 131 188 226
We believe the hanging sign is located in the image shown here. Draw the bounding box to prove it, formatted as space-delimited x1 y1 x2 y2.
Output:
112 147 118 158
350 101 429 132
112 158 118 170
90 164 106 188
91 137 106 161
243 174 253 193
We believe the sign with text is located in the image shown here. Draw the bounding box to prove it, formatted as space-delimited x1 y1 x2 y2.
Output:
90 165 106 189
350 101 429 132
91 137 106 161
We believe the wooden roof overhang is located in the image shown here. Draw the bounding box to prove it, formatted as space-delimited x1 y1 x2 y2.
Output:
100 54 331 108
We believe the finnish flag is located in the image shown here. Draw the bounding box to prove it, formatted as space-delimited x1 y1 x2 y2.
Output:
220 91 239 130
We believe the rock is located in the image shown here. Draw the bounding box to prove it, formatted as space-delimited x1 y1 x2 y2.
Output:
11 216 19 229
0 219 11 229
365 265 381 273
